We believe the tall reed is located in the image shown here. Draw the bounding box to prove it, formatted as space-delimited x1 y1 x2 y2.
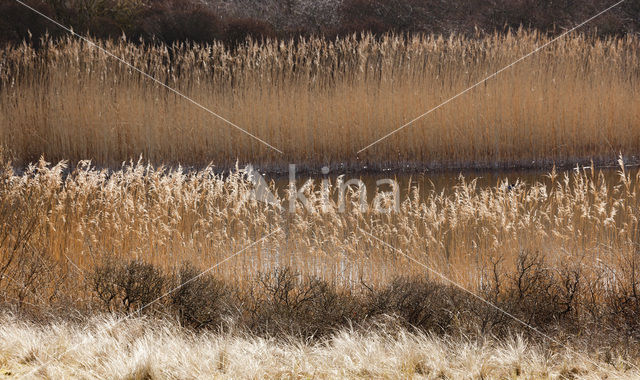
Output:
1 31 639 170
2 156 640 303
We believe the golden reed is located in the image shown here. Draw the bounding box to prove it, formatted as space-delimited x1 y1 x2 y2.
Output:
0 30 639 170
1 157 639 298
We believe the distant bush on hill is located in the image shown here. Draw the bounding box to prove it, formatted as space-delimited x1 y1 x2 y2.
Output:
1 0 639 45
134 0 224 44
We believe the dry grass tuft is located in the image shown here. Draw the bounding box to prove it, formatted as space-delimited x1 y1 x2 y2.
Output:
0 313 636 379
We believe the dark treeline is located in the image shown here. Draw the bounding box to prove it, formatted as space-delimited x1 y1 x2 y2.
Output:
1 0 639 47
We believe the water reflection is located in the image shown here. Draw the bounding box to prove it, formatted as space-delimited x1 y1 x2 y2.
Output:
263 166 630 202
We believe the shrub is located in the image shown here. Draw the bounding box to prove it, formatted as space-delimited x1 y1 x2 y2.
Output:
606 249 640 338
170 263 230 330
337 0 418 36
479 250 583 336
243 267 361 338
222 17 276 49
92 258 165 314
136 0 223 44
364 276 481 334
0 0 59 45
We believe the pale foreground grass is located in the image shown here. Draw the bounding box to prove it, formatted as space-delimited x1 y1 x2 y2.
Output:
0 314 635 379
1 31 639 169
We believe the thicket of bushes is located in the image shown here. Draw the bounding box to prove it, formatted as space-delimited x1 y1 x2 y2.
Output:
5 250 640 344
1 0 639 46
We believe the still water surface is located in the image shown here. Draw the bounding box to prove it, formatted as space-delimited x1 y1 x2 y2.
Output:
263 166 629 202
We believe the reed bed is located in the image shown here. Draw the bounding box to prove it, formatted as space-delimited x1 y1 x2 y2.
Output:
4 157 640 372
2 155 640 305
1 314 636 379
1 31 639 170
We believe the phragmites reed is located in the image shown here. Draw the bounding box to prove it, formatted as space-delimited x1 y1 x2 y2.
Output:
2 156 640 304
0 31 639 170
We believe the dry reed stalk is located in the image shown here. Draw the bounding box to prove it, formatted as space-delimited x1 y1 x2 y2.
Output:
1 156 639 305
0 31 638 169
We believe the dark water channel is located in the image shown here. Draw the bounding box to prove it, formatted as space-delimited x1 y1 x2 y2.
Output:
262 166 629 203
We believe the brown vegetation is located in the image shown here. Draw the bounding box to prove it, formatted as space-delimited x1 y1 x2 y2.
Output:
1 157 640 343
1 32 639 170
1 0 639 45
2 1 640 375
